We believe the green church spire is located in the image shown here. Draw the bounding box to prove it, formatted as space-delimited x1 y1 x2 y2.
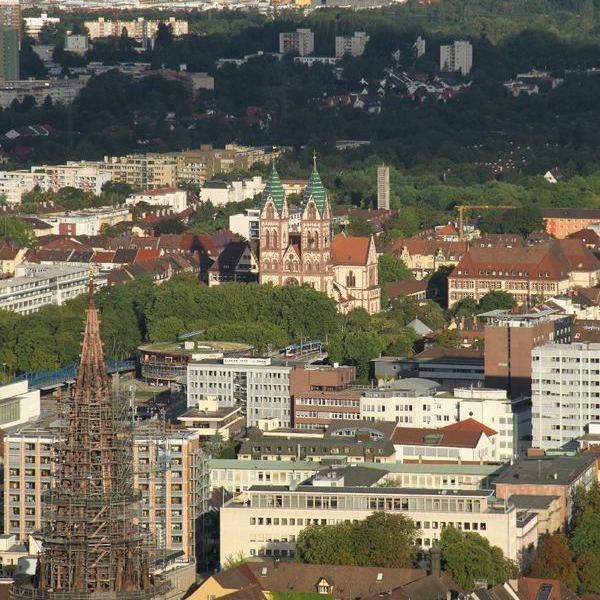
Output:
303 151 327 214
262 162 285 212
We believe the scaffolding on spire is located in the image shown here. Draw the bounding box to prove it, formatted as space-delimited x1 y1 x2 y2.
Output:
12 285 166 599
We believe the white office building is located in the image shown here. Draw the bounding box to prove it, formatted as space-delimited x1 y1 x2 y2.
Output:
0 264 101 315
334 32 369 58
187 358 293 428
440 40 473 75
219 466 537 564
229 209 260 241
279 29 314 57
0 381 40 429
200 176 264 207
126 187 188 214
360 379 528 460
532 342 600 450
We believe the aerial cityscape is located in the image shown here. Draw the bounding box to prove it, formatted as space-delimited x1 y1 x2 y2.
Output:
0 0 599 598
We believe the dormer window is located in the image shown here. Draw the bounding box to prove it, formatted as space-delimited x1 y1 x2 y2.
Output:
317 578 332 594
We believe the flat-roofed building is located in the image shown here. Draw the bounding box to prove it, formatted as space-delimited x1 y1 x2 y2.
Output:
208 458 506 494
0 381 40 429
494 453 598 529
220 465 537 564
3 417 209 562
532 342 600 449
483 309 572 397
0 264 100 315
187 357 293 428
360 380 528 461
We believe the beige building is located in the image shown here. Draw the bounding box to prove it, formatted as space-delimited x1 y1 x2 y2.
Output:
448 240 600 307
208 458 503 495
219 466 538 565
387 238 468 280
3 418 208 562
84 17 188 41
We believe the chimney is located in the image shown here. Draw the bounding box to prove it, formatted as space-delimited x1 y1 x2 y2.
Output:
430 544 441 578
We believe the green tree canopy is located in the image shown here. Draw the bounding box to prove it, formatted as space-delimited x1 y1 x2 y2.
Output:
296 512 417 568
440 527 518 589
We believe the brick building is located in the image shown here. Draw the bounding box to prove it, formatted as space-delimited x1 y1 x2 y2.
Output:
483 309 572 397
290 365 361 430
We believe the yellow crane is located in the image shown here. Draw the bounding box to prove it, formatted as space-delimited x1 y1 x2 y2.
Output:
456 204 519 241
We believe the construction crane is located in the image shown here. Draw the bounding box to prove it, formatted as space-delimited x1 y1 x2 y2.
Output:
456 204 518 241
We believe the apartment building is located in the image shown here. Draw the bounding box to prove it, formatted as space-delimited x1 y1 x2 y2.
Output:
229 209 261 241
102 153 178 190
24 13 60 37
84 17 188 41
0 77 88 108
187 358 293 428
200 176 264 206
483 309 572 397
532 342 600 450
0 161 111 204
290 364 361 430
334 32 369 58
209 458 505 494
360 379 528 461
440 40 473 75
448 241 600 306
219 466 537 564
279 29 314 56
0 264 95 315
3 418 208 562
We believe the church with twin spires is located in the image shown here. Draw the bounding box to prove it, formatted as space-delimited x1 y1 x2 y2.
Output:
258 159 381 315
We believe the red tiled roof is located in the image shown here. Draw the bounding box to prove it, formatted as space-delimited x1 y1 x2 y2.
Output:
555 238 600 271
0 244 21 260
435 223 458 236
332 234 371 265
387 279 428 299
41 237 89 251
391 426 489 448
451 240 600 281
134 248 161 263
568 228 600 243
441 418 497 437
91 251 116 263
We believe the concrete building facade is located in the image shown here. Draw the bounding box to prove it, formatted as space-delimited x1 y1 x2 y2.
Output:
187 357 293 428
532 342 600 449
279 29 314 56
3 419 208 562
334 32 369 58
219 469 536 564
440 41 472 75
